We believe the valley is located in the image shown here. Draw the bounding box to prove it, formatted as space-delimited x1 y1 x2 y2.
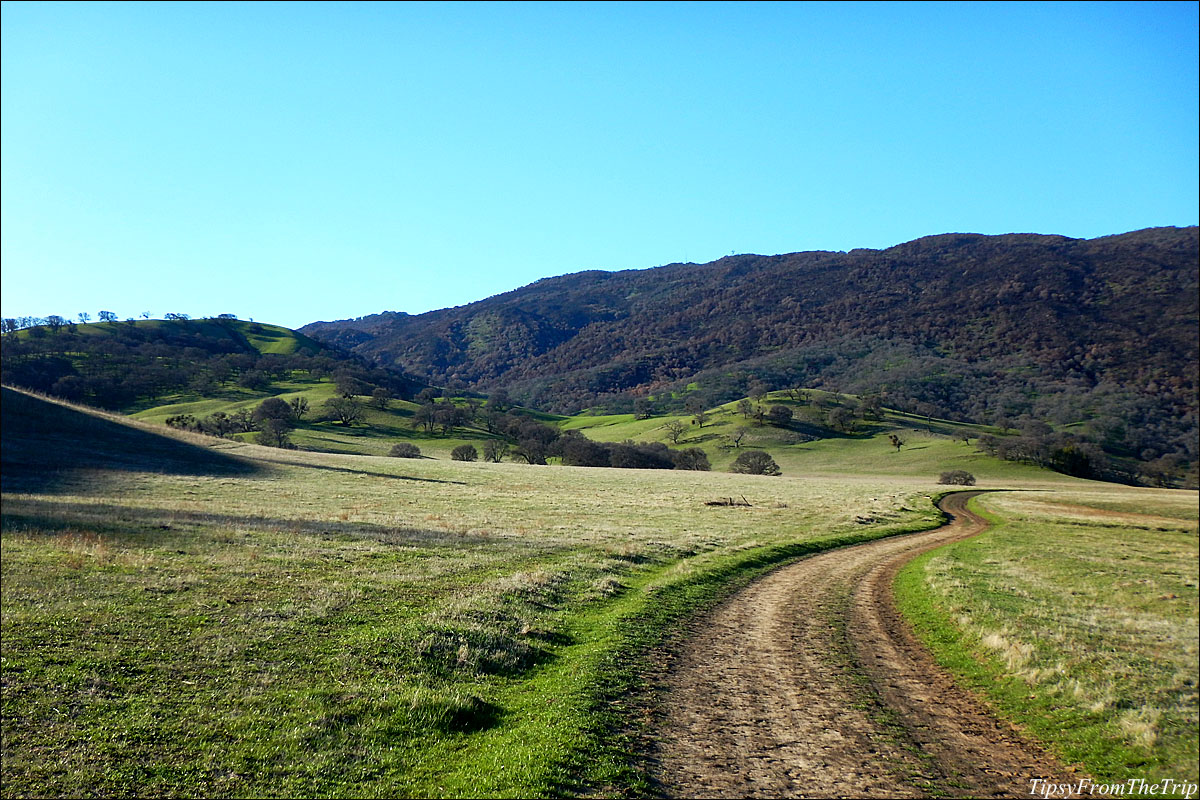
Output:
2 388 1195 797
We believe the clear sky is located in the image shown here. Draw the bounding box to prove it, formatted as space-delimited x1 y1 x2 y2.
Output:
2 1 1197 329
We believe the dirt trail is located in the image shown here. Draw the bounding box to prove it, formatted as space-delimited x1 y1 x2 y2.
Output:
651 491 1079 798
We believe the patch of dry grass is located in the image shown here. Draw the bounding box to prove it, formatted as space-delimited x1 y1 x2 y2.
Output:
905 488 1198 784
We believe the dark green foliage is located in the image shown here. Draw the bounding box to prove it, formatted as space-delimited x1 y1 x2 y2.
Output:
450 444 478 462
977 431 1113 481
252 397 292 423
255 418 294 449
608 441 673 469
0 317 420 412
672 448 711 471
767 405 793 427
389 443 422 458
303 228 1199 472
557 432 610 467
938 470 976 486
322 397 363 426
730 450 781 476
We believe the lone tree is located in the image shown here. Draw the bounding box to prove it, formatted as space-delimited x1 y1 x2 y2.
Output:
323 397 363 426
664 420 688 444
256 418 294 449
767 405 793 427
938 470 976 486
289 396 310 421
685 396 708 427
371 387 392 410
252 397 293 424
451 444 479 462
483 439 509 463
390 443 422 458
730 450 781 476
888 434 905 452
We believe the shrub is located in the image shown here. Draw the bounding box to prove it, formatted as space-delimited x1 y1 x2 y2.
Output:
672 448 711 471
938 470 976 485
451 444 478 462
390 443 422 458
730 450 781 476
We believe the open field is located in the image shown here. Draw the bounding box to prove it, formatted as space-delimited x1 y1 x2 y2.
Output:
3 390 951 797
896 490 1199 788
3 389 1196 797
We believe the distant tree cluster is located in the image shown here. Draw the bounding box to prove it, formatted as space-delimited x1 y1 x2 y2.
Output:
0 316 418 411
976 426 1112 481
165 395 311 448
301 229 1197 479
554 430 711 471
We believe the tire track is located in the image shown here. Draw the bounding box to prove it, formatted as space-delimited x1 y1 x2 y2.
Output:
651 491 1079 798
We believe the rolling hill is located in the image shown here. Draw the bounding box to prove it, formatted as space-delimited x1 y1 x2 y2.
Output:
302 227 1199 467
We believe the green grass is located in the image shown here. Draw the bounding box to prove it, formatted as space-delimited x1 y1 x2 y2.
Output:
8 390 1192 797
3 390 956 797
563 392 1066 484
895 490 1199 790
14 317 321 355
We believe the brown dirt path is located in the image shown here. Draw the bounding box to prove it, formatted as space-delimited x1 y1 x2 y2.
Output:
650 491 1081 798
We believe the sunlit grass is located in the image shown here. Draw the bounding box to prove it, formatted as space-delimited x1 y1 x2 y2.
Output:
896 489 1199 786
2 432 946 798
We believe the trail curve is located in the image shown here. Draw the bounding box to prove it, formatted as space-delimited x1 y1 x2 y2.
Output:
651 491 1078 798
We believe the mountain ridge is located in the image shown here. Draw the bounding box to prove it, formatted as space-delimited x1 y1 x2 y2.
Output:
301 227 1199 465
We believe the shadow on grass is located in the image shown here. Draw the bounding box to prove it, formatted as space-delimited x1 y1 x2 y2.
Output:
0 497 498 547
1 387 261 494
286 461 466 485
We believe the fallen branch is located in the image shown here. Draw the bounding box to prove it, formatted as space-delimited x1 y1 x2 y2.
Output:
705 496 752 507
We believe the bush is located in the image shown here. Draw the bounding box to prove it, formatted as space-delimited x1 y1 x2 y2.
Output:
451 444 478 462
390 443 422 458
938 470 976 485
672 448 711 471
730 450 781 476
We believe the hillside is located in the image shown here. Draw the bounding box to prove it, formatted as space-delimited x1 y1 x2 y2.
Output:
0 316 423 412
302 227 1200 467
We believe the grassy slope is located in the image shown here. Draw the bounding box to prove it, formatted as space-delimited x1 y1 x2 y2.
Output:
135 386 1061 481
564 392 1057 484
32 318 322 355
7 390 1194 796
3 390 954 797
896 491 1199 789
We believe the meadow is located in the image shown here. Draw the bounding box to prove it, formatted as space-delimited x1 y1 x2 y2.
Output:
3 389 1197 797
896 490 1199 787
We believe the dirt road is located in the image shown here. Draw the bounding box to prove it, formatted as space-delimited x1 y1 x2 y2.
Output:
651 491 1077 798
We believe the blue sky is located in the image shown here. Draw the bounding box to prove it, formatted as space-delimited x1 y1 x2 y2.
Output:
2 1 1197 329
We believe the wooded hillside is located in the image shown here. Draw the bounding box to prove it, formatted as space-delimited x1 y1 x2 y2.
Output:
303 227 1199 464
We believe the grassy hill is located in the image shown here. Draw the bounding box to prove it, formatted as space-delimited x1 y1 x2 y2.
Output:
301 227 1199 475
2 387 1194 796
12 317 323 354
1 316 422 417
128 380 1069 484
